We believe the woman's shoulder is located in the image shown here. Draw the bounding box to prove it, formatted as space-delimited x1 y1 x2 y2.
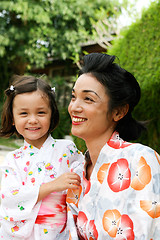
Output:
124 143 160 174
53 138 76 149
129 142 158 156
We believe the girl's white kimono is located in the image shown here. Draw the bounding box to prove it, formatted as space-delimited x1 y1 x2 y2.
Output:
0 135 83 239
67 131 160 240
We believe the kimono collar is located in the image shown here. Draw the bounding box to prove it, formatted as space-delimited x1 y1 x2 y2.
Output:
107 131 131 149
84 132 119 162
23 134 54 153
85 131 131 161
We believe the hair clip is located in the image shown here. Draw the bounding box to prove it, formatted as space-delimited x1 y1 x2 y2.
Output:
10 85 15 91
51 87 55 92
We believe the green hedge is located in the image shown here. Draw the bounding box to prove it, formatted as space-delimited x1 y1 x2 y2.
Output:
108 0 160 152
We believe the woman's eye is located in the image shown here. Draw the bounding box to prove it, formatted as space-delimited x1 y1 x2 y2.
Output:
71 94 76 100
85 97 94 102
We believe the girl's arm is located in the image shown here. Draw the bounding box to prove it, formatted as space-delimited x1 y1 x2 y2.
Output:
37 171 81 202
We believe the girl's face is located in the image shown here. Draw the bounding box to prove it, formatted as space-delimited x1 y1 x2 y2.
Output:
12 90 52 149
68 73 116 143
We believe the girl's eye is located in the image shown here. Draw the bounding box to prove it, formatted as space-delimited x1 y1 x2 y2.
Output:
20 112 27 115
38 111 46 115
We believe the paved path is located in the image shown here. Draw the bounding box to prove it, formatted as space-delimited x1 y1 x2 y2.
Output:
0 146 16 165
0 146 16 189
0 151 7 165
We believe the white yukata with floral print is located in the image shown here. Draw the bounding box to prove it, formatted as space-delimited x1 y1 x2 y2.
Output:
67 131 160 240
0 135 83 240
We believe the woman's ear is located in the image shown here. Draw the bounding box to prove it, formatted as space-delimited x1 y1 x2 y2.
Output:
113 104 129 122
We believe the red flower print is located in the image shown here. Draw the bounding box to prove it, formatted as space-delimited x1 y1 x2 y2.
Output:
140 200 160 218
103 209 121 237
83 172 91 195
77 211 88 240
115 214 134 240
88 220 98 240
108 132 132 149
107 158 131 192
131 156 151 190
155 151 160 165
66 186 82 207
97 163 110 184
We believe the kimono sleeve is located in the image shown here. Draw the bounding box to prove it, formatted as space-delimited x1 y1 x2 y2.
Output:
0 152 41 238
65 141 84 240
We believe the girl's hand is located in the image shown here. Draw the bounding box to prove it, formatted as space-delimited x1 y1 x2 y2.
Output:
53 172 81 191
37 172 81 202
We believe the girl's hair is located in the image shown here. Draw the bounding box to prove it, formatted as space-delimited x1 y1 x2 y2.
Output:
79 53 146 141
0 75 59 138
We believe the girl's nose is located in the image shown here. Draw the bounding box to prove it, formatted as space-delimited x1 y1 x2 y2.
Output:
28 115 38 124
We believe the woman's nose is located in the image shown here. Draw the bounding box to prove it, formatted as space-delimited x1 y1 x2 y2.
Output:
68 99 82 113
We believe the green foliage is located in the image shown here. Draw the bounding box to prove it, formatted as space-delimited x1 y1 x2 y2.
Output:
0 0 122 99
0 137 21 149
51 107 71 139
108 0 160 152
72 135 87 154
0 0 119 66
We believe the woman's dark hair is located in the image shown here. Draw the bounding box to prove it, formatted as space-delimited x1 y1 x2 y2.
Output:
79 53 146 141
0 75 59 138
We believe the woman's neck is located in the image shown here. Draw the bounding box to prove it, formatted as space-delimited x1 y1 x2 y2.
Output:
85 130 114 166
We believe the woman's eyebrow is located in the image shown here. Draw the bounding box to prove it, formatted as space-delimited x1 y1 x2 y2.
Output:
83 89 100 98
72 88 100 98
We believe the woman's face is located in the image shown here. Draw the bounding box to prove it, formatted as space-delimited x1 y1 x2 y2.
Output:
68 73 116 142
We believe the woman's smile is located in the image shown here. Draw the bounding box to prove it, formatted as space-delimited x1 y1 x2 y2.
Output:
72 116 87 125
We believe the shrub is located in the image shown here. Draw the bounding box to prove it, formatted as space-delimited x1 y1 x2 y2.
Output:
108 0 160 152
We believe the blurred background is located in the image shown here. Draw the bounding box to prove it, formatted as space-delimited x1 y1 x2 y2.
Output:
0 0 159 154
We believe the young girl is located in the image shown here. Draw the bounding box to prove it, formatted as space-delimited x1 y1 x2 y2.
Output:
0 75 83 239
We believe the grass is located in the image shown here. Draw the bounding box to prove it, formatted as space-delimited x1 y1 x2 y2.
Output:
0 137 22 149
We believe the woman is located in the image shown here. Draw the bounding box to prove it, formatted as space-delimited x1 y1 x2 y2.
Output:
68 53 160 239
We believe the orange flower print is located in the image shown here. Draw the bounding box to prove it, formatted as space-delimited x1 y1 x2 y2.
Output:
97 163 110 184
77 211 88 240
131 156 151 190
88 220 98 240
83 172 91 195
66 186 82 207
102 209 121 237
69 231 72 240
140 200 160 218
154 151 160 165
108 132 132 149
115 214 134 240
107 159 131 192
